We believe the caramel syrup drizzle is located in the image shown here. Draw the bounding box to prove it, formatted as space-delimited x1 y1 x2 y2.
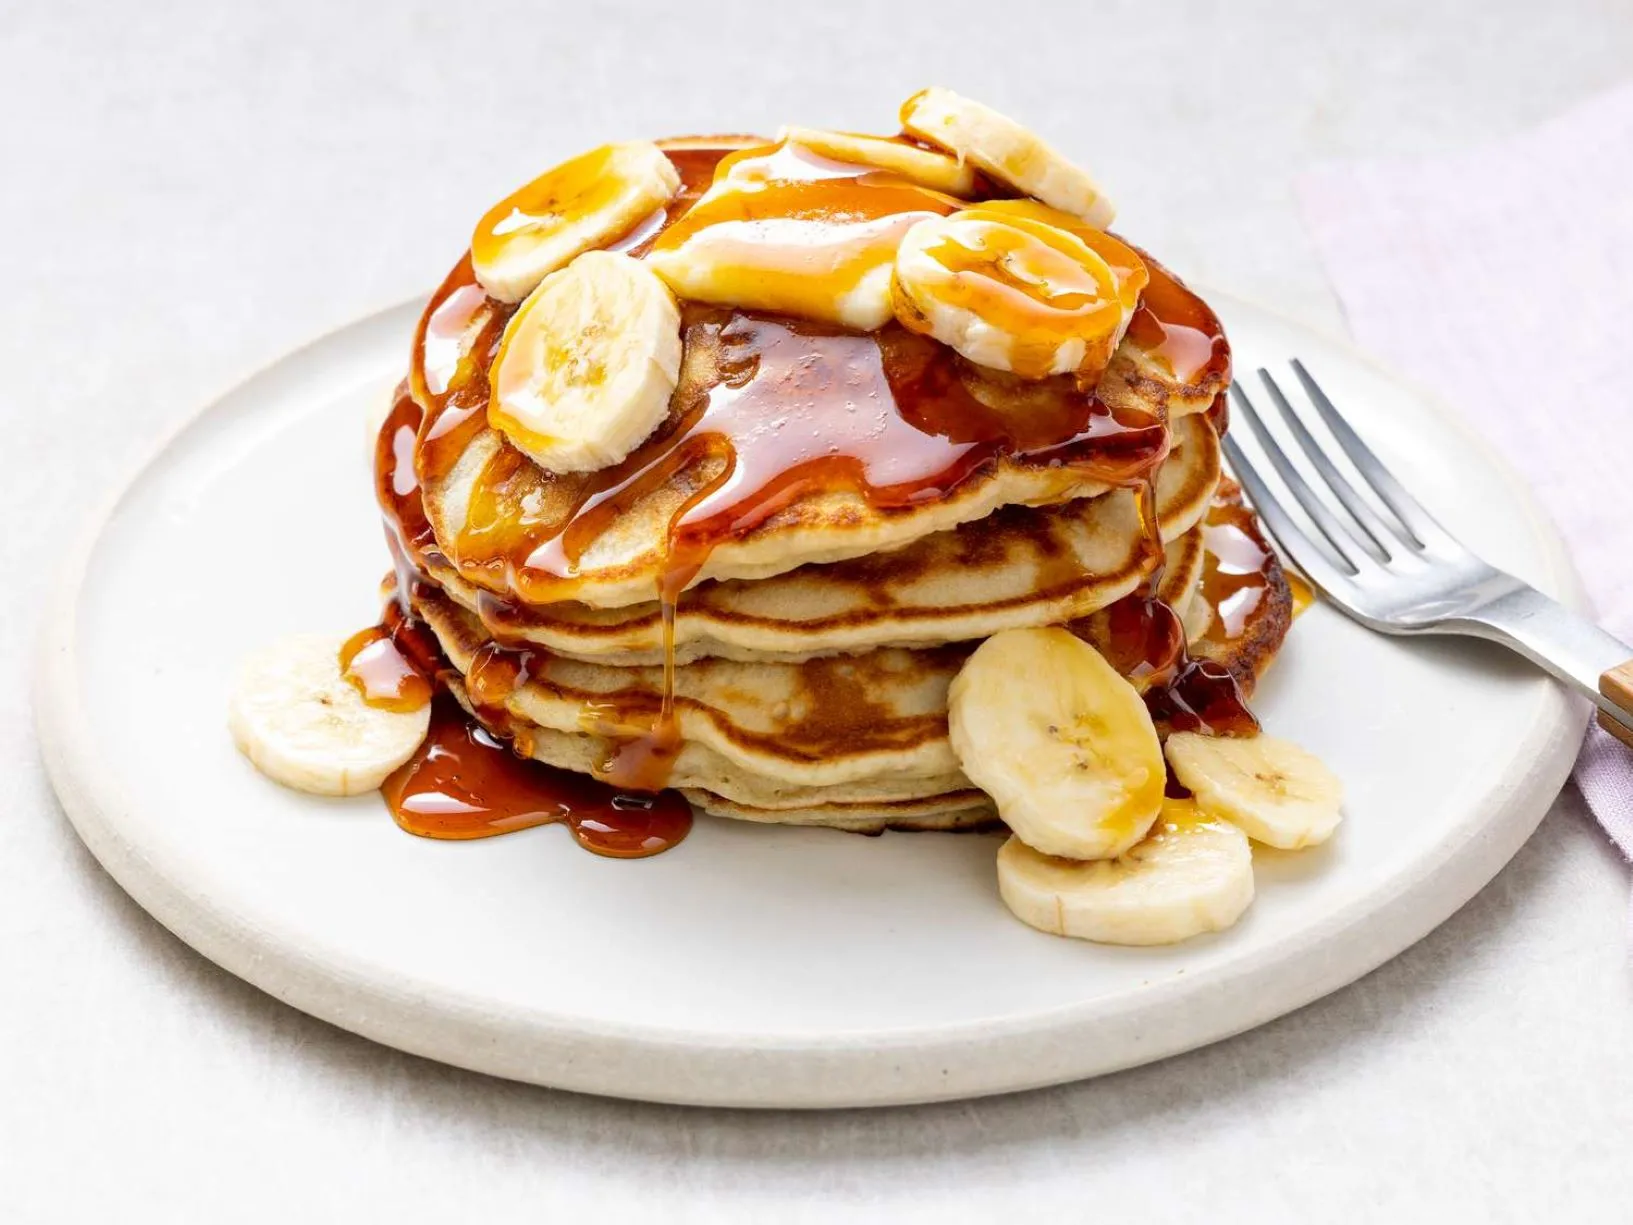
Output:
339 620 433 713
351 383 692 856
384 138 1241 822
1086 404 1258 739
1197 489 1275 646
1124 253 1231 387
381 695 692 857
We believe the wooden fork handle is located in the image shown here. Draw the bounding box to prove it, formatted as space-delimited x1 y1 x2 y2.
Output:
1599 661 1633 747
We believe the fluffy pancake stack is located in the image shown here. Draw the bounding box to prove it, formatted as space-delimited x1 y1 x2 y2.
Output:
378 95 1296 831
209 89 1343 948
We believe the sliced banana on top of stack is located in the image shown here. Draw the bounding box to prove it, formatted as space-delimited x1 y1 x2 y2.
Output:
464 89 1136 475
645 138 959 330
893 204 1146 380
776 126 980 196
883 93 1135 381
901 88 1116 228
488 250 683 474
472 141 681 303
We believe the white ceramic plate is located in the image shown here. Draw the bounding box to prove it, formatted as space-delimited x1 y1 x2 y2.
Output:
36 294 1586 1108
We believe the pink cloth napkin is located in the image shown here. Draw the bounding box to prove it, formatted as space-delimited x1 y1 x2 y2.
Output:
1296 85 1633 856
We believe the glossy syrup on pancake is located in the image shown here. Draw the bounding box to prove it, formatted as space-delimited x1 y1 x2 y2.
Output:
351 384 695 853
1197 490 1276 647
1125 254 1232 386
1190 479 1305 670
1087 402 1259 739
378 137 1245 824
405 141 1188 791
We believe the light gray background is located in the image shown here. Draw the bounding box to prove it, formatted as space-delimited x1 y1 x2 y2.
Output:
5 1 1632 1220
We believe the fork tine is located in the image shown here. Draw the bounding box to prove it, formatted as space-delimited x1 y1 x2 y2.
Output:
1257 369 1412 561
1290 359 1457 552
1228 381 1375 574
1222 436 1361 596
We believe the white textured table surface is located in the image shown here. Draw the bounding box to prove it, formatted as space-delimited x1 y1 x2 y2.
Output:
5 2 1633 1219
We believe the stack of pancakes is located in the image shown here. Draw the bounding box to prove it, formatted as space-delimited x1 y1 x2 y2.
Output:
389 268 1293 831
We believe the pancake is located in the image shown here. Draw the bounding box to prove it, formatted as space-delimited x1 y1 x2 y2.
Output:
677 789 998 834
432 413 1220 665
404 497 1290 820
413 500 1288 832
370 130 1281 845
412 185 1230 612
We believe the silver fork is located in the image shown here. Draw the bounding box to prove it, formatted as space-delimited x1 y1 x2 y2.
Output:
1222 360 1633 746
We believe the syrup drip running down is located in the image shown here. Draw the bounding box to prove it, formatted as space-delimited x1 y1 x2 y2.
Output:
1197 493 1276 645
407 142 1188 791
1194 474 1311 636
382 697 692 857
520 311 1169 587
359 384 694 854
1090 454 1259 738
505 308 1166 789
339 621 433 713
1125 257 1232 386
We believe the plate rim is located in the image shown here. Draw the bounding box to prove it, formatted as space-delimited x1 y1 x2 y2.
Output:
33 291 1590 1108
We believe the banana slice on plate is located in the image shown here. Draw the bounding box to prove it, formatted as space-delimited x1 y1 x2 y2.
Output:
472 141 681 303
1165 732 1343 849
893 207 1139 379
778 126 979 196
489 250 682 474
997 799 1256 945
948 626 1165 860
899 87 1115 227
228 633 431 797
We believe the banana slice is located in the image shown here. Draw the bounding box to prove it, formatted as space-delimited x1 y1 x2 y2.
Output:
472 141 681 303
899 87 1115 227
966 198 1148 298
997 800 1255 945
488 250 682 474
893 207 1137 379
228 633 431 796
948 627 1165 860
1165 732 1343 850
646 141 956 330
778 126 979 196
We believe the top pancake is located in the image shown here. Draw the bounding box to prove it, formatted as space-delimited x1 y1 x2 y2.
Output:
410 142 1231 611
420 311 1221 610
429 411 1220 665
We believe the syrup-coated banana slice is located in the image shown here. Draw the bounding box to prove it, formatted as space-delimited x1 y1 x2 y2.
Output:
488 250 682 474
472 141 680 303
900 87 1115 227
892 207 1137 379
779 126 979 196
228 633 431 796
